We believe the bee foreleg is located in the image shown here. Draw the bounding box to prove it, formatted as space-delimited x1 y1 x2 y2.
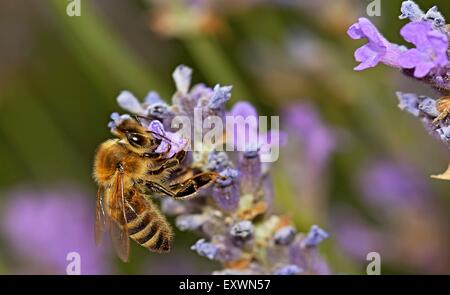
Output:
147 150 186 176
145 181 175 197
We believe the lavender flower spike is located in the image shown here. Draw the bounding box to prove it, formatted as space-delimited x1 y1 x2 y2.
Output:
109 65 331 275
347 18 404 71
398 21 449 78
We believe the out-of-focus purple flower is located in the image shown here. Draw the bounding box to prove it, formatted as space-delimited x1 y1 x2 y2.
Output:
1 186 110 274
358 160 429 210
398 21 449 78
287 236 331 275
229 101 285 158
301 225 329 248
228 101 259 151
283 104 336 173
332 207 384 260
176 214 207 231
347 18 404 71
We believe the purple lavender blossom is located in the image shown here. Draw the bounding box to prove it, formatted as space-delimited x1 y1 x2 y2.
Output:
398 21 449 78
1 186 110 274
348 1 450 81
148 120 187 158
347 18 404 71
350 1 450 179
112 64 331 275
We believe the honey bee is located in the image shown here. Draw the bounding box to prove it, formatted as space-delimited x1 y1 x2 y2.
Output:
93 116 217 262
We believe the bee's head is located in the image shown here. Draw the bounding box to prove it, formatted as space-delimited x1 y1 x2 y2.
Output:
108 113 161 153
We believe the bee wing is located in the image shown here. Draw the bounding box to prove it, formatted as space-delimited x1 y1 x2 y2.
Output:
109 219 130 262
95 186 107 246
109 171 130 262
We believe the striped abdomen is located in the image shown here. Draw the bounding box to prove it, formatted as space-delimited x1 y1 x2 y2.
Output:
125 189 173 253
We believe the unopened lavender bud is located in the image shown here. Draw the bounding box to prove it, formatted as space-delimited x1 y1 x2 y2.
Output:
399 0 424 21
208 85 232 110
117 90 145 114
274 226 296 245
302 225 329 248
239 146 262 195
397 92 420 117
144 90 164 105
110 112 120 121
191 239 218 260
230 220 254 239
207 150 232 172
216 168 239 187
418 97 439 117
146 102 170 119
437 126 450 142
424 6 446 28
274 265 303 275
176 214 206 231
243 144 259 158
213 168 240 212
173 65 192 95
108 112 131 129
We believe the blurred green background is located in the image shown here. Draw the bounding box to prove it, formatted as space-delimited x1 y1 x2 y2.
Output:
0 0 449 274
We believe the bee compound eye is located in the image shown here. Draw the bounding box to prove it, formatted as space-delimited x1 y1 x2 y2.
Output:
127 133 146 147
